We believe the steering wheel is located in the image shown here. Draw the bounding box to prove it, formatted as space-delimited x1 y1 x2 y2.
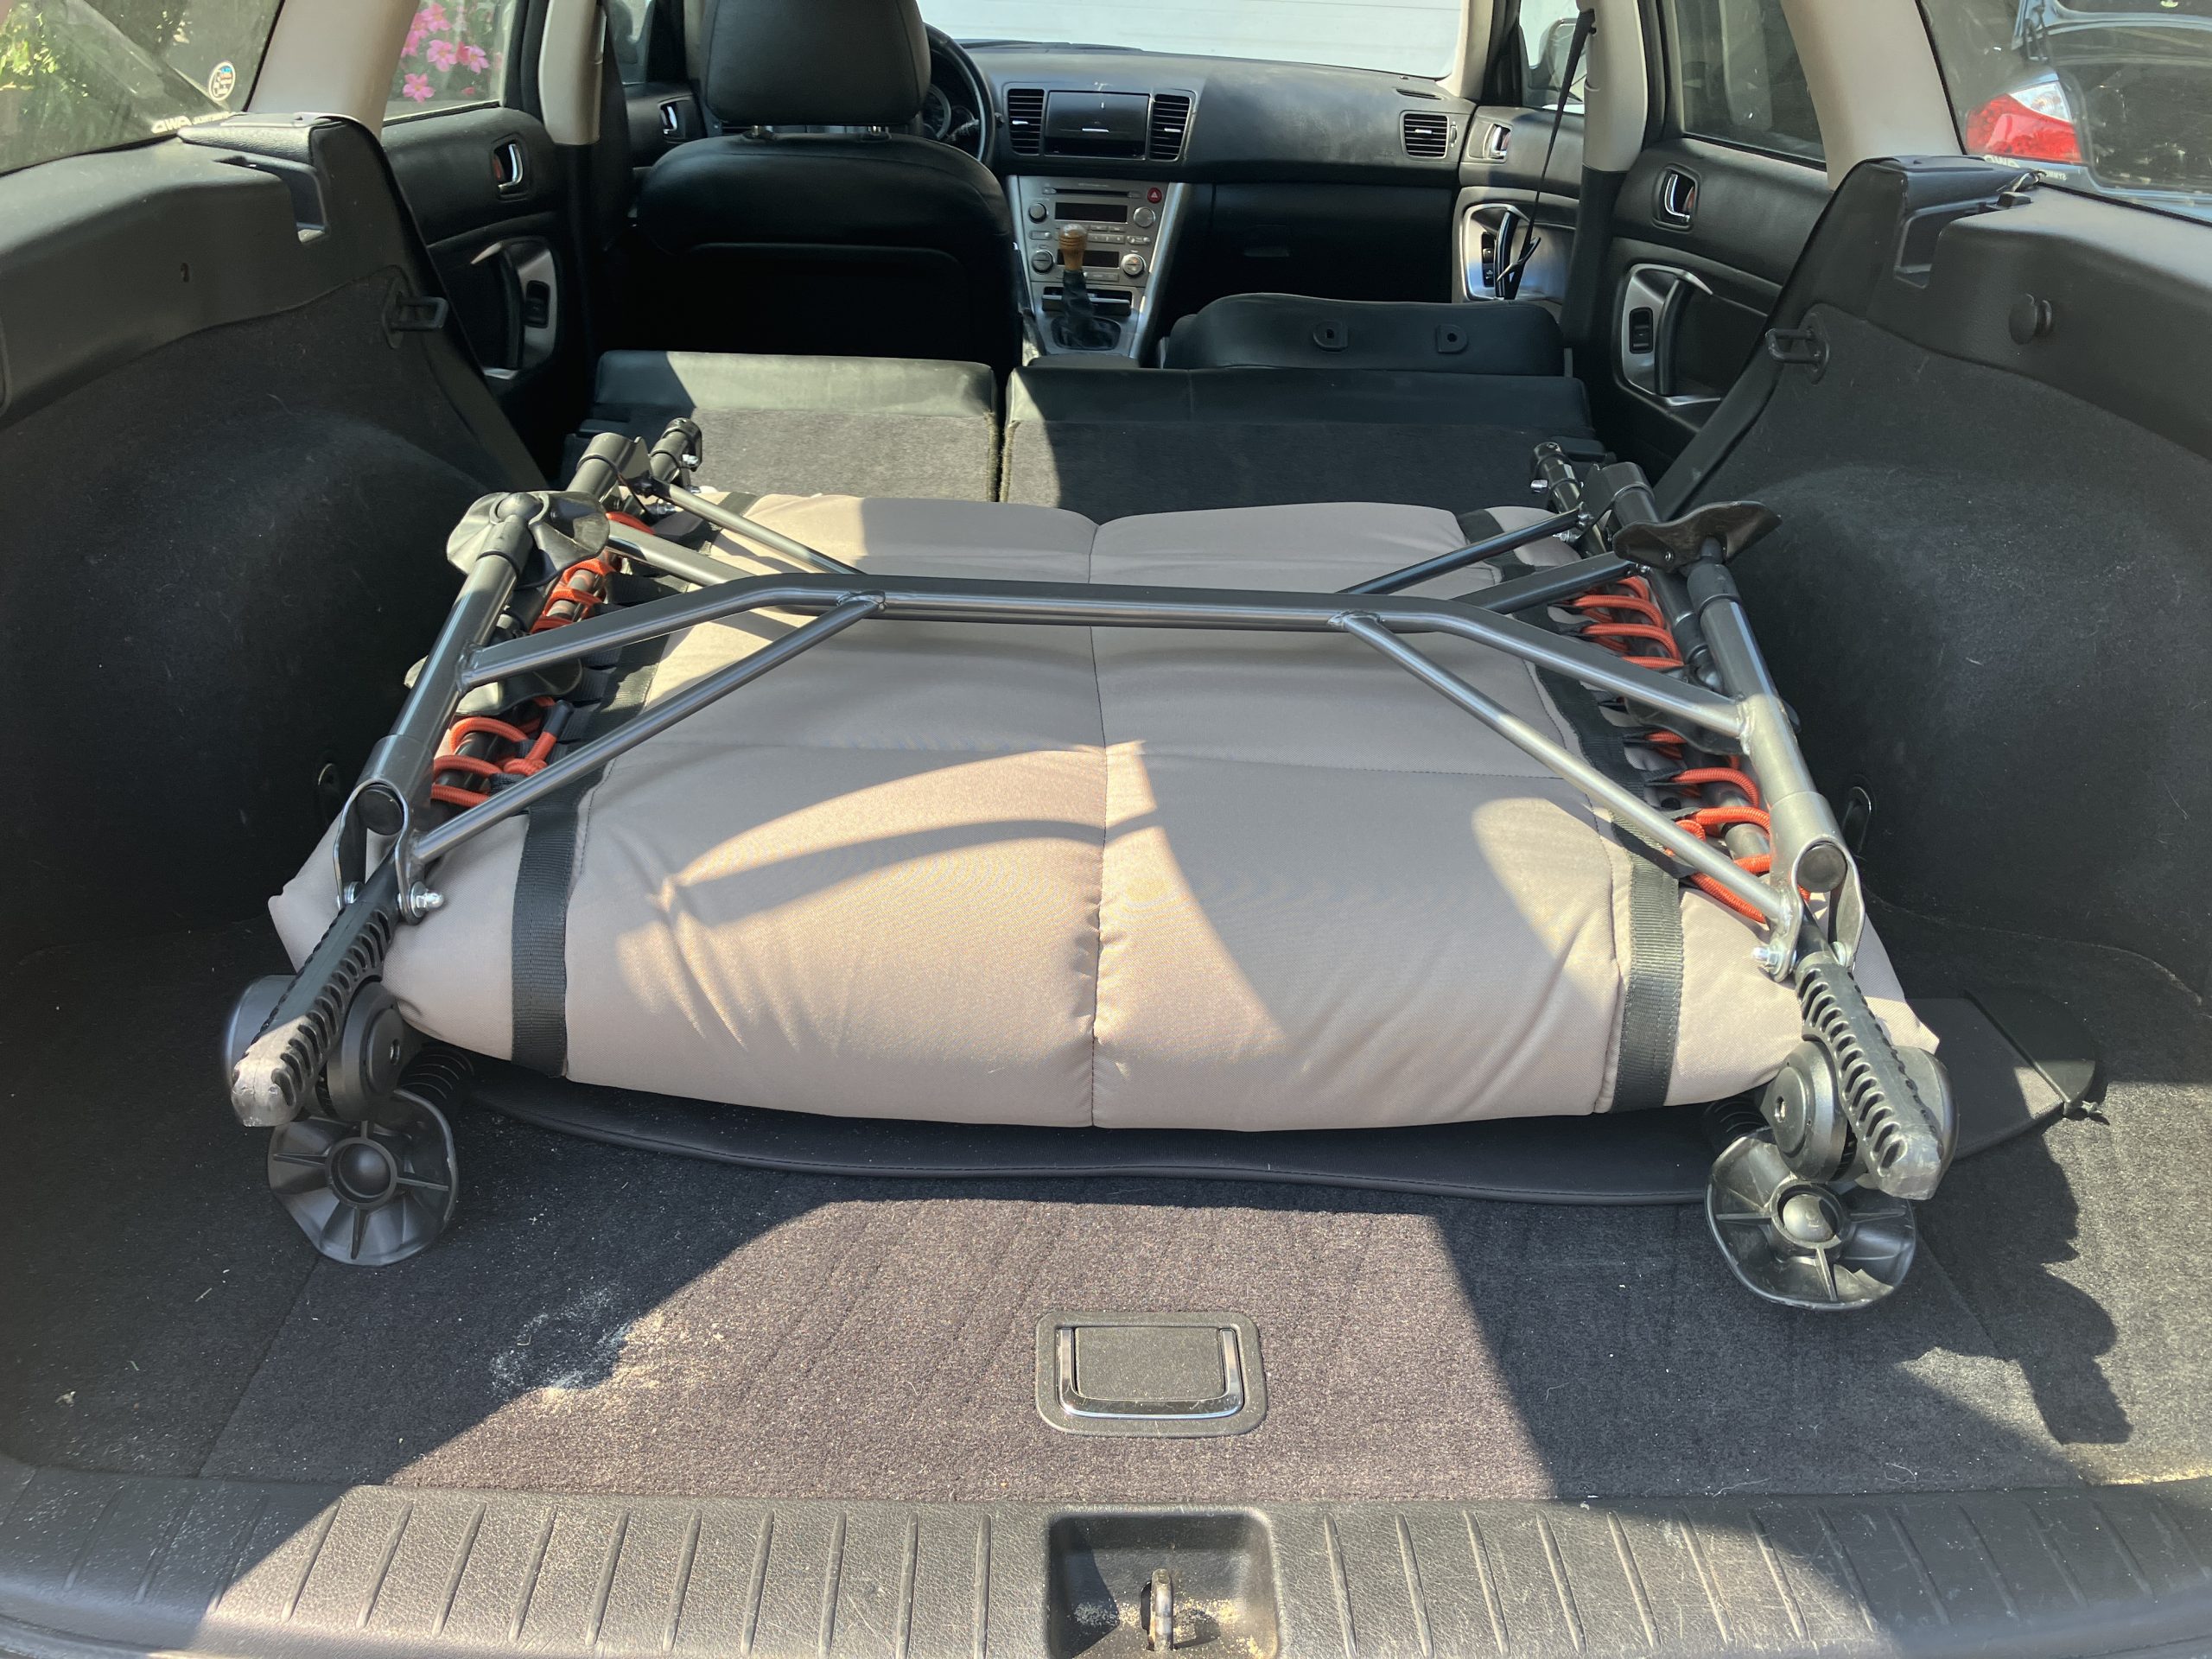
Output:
924 27 994 162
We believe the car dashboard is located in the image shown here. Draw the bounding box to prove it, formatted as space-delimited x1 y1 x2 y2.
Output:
903 44 1481 359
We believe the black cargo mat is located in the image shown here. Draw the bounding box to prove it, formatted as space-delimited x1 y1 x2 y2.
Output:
2 914 2209 1510
466 993 2068 1204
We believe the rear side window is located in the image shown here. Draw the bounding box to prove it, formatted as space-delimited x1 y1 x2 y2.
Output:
604 0 654 87
387 0 522 120
1665 0 1825 162
1518 0 1587 106
1919 0 2212 222
1 0 284 180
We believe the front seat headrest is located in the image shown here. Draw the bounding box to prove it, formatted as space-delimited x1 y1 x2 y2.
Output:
703 0 931 128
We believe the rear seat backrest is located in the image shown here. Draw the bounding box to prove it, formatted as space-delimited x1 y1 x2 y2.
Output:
1162 294 1567 375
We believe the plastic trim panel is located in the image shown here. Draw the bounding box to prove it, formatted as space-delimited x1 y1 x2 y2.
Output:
0 1457 2207 1656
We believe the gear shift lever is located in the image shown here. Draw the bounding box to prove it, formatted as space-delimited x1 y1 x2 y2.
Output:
1052 225 1120 351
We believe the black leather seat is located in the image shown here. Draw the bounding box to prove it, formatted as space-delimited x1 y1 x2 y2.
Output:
632 0 1020 372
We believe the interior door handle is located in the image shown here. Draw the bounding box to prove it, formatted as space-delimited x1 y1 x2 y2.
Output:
1618 264 1720 412
471 239 559 381
492 138 527 195
1655 269 1713 400
1656 167 1697 230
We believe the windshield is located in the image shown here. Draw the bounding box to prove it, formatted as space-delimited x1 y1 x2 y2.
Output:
1 0 283 180
926 0 1465 78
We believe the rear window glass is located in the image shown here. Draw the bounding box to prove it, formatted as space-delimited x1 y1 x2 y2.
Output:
1919 0 2212 221
1 0 283 180
1666 0 1824 162
386 0 520 120
1519 0 1587 106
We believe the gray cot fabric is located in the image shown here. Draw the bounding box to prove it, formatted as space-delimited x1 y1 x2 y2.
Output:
271 498 1929 1128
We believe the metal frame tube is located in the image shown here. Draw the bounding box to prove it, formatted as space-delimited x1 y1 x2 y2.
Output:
1458 555 1632 614
416 595 881 862
336 548 519 895
606 524 766 589
664 484 864 576
1334 614 1789 924
367 552 518 804
1684 559 1848 895
462 572 1745 740
1339 509 1586 596
621 521 1631 621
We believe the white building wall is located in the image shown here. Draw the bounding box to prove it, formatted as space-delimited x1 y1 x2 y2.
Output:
924 0 1465 77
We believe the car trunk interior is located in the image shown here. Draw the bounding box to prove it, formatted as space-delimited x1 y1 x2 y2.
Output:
4 71 2212 1659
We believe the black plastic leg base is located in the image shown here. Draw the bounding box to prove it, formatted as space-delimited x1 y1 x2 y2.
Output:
266 1051 467 1266
1705 1133 1916 1310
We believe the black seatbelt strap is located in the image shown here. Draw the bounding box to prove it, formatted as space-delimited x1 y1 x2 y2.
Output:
1496 5 1595 302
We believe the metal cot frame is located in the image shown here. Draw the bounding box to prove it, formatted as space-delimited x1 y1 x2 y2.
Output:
227 427 1953 1306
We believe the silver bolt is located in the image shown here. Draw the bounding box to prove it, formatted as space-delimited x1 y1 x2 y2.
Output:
403 883 445 920
1751 939 1789 976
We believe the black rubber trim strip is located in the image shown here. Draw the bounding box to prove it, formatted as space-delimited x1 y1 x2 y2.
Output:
469 997 2053 1205
0 1452 2204 1659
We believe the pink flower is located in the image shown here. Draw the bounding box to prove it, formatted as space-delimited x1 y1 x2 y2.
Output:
425 37 460 69
402 72 434 101
459 42 488 71
412 4 448 31
404 27 424 54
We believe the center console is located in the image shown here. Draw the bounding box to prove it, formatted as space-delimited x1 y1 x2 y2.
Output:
1008 176 1192 360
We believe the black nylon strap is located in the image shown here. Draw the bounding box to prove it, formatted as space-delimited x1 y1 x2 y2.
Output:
509 798 583 1074
1529 661 1687 1112
508 632 672 1075
1611 849 1682 1111
1454 507 1503 544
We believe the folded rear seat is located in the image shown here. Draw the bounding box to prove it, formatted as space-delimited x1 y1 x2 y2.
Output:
1005 293 1593 520
271 496 1930 1132
1001 370 1596 521
1160 293 1568 376
582 351 1001 502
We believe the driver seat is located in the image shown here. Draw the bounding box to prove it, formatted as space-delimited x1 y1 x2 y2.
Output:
633 0 1020 373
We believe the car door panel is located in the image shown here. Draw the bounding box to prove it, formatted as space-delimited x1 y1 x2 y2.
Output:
385 106 581 461
1596 139 1830 469
1456 106 1584 302
622 81 700 189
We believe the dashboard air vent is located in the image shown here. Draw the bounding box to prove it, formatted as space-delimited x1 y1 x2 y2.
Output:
1402 110 1451 158
1148 92 1192 161
1006 87 1045 155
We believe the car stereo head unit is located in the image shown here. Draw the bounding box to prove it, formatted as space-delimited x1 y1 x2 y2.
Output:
1011 177 1186 359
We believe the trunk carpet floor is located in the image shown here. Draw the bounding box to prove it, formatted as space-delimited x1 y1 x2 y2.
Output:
0 912 2206 1504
